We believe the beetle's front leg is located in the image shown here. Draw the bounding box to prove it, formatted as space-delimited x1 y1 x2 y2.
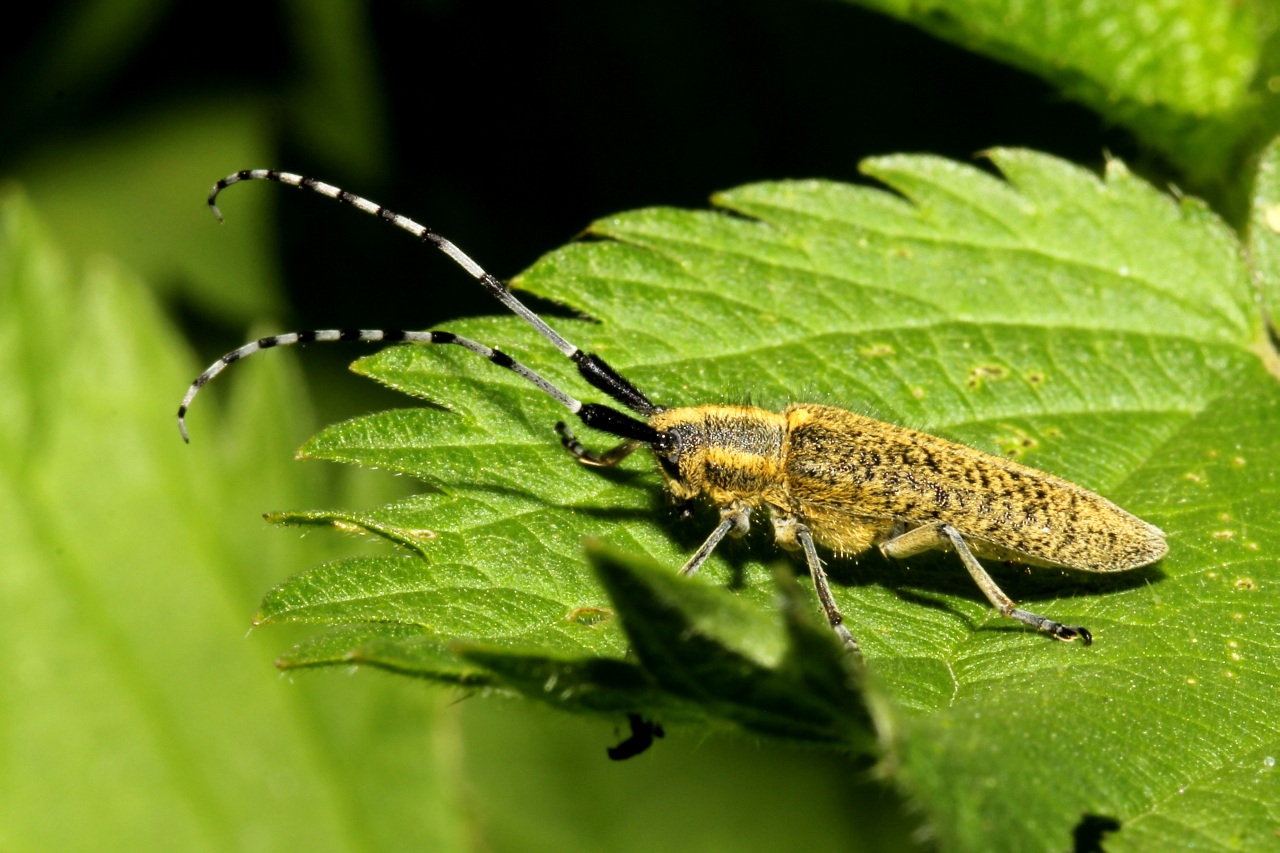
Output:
679 503 752 578
555 421 643 467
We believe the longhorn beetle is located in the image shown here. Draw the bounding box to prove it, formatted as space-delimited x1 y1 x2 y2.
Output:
180 170 1169 653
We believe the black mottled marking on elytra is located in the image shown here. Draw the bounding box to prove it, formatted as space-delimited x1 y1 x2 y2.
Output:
972 465 992 491
1059 531 1077 554
297 331 318 343
915 445 941 477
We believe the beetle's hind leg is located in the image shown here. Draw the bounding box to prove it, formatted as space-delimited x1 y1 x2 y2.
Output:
880 523 1092 645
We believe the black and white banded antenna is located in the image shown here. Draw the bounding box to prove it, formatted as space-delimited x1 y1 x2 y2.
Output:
178 170 662 446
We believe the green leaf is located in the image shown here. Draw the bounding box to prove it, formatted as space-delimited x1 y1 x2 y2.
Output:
838 0 1280 192
256 148 1278 850
0 189 466 850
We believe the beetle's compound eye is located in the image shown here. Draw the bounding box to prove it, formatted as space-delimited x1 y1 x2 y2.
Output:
654 431 682 479
654 429 679 456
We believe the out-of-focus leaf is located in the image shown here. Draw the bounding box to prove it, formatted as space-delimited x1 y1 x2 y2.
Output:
0 189 466 851
15 102 282 323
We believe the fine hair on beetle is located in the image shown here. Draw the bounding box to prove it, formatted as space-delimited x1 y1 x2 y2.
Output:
181 170 1169 654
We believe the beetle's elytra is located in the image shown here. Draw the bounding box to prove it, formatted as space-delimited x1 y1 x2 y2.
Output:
181 170 1168 653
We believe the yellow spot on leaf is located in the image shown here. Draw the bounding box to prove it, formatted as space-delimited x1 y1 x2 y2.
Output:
966 364 1009 390
995 425 1041 459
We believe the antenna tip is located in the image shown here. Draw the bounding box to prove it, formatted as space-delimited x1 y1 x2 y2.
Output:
207 180 227 221
178 410 191 443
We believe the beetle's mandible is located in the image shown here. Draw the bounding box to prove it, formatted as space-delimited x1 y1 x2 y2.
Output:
180 170 1168 653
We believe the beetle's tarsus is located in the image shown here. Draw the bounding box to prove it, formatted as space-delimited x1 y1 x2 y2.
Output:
1057 624 1093 646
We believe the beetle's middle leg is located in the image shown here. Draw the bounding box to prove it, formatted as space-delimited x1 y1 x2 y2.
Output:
880 523 1092 645
772 516 860 652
